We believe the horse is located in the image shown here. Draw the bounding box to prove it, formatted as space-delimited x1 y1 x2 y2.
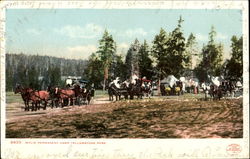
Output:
14 85 30 111
221 81 236 97
47 86 60 108
76 85 95 105
119 80 130 100
107 82 121 101
26 88 50 111
72 84 83 105
87 86 95 104
54 87 75 107
141 81 152 98
209 84 223 100
129 78 143 99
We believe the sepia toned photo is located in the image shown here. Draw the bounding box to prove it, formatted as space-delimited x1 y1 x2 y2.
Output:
1 1 249 159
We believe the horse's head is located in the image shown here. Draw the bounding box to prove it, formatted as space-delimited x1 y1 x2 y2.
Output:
47 85 52 92
14 85 22 94
73 84 82 96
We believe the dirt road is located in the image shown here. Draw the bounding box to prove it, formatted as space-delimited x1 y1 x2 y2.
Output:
6 97 112 122
6 97 243 138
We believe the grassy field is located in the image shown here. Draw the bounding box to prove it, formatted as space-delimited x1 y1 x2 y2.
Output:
6 92 23 104
6 97 243 138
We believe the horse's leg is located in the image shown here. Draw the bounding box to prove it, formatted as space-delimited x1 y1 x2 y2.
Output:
36 101 39 111
56 99 59 108
70 98 72 106
87 95 91 105
27 100 30 111
38 101 40 110
61 99 64 108
31 102 34 111
44 100 47 110
24 100 27 111
34 101 37 111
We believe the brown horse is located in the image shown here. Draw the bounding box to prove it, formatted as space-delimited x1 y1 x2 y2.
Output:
14 85 30 111
54 87 75 107
26 88 50 111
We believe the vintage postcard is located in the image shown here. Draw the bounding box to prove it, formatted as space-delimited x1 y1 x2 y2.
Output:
0 0 249 159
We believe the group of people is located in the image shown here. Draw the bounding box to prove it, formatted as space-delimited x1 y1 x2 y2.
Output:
159 75 241 100
107 75 153 101
201 80 241 100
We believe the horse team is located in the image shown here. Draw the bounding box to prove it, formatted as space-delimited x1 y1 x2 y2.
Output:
15 84 95 111
106 76 153 101
202 81 238 100
14 74 241 111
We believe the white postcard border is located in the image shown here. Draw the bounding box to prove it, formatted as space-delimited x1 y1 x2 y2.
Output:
0 1 249 159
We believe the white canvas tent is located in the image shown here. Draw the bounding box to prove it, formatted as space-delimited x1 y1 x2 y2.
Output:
161 75 179 87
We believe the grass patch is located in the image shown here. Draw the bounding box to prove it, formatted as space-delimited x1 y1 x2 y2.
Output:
6 92 23 104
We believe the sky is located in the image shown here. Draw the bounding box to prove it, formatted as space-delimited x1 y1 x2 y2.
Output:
6 9 242 60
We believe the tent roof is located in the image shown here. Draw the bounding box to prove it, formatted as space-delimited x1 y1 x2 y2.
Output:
161 75 178 84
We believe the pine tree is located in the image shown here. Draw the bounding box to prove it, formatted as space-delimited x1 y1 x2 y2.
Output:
111 54 126 80
194 26 224 82
151 28 169 78
151 28 169 95
125 47 133 79
186 33 198 70
225 35 243 81
165 16 187 77
96 30 116 90
84 53 104 89
138 40 153 79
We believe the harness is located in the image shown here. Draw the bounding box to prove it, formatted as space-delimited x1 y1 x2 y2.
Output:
57 89 75 98
28 90 47 101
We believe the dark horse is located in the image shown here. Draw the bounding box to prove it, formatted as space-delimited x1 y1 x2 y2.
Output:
15 85 30 111
74 84 95 105
141 80 152 98
47 86 60 108
107 82 121 101
209 84 223 100
129 79 143 99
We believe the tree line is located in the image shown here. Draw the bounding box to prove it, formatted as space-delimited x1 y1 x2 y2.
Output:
6 16 243 91
6 53 87 91
85 16 243 90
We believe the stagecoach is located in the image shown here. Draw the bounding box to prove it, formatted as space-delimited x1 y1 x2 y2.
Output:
65 78 95 105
